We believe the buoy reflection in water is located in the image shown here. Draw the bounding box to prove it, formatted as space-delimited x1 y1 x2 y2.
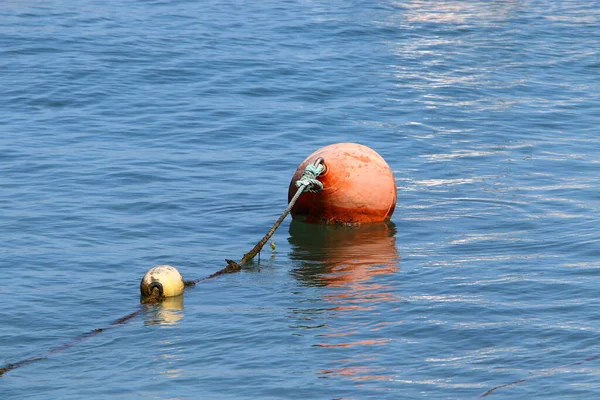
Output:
289 221 400 290
288 221 401 382
144 295 184 326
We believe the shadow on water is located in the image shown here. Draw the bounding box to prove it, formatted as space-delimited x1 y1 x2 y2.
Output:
288 221 402 382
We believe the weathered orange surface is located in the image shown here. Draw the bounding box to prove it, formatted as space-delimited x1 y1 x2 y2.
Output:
288 143 397 224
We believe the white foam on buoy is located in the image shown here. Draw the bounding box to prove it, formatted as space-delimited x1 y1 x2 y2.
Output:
140 265 185 298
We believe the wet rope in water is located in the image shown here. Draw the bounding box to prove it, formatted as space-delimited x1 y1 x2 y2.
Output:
479 353 600 397
0 308 144 377
186 157 326 284
0 159 326 378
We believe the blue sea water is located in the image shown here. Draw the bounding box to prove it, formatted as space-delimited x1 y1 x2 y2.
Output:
1 0 600 398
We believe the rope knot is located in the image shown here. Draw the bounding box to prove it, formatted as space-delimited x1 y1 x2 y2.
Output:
295 160 326 192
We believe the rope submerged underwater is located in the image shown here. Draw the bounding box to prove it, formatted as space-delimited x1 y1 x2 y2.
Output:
0 307 144 377
479 353 600 397
0 159 327 377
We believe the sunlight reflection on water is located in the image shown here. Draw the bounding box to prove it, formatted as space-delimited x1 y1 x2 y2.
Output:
144 296 184 326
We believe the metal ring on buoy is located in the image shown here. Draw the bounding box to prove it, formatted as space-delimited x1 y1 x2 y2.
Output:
288 143 397 224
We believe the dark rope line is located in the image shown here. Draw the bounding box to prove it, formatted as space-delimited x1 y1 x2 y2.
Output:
185 157 325 285
1 159 326 378
479 353 600 397
0 307 144 377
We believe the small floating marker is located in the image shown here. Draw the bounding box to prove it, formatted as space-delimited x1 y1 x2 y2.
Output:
140 265 185 299
288 143 397 224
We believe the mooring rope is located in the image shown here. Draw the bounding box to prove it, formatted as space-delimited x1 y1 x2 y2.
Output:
295 162 325 192
479 352 600 397
187 157 326 283
0 308 144 377
0 158 326 378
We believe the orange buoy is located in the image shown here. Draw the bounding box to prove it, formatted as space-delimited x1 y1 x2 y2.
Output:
288 143 397 224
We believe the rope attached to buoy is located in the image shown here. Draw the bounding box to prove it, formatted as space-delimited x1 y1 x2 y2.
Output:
186 157 326 283
295 159 326 192
0 307 144 377
0 159 327 377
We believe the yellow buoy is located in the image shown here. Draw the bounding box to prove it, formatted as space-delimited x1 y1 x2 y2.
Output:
140 265 185 298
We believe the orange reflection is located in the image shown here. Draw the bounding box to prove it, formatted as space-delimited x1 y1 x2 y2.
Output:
289 221 400 292
315 338 390 348
320 365 395 382
289 221 401 358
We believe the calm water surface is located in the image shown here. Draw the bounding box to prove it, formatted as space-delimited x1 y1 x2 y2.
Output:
1 0 600 399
